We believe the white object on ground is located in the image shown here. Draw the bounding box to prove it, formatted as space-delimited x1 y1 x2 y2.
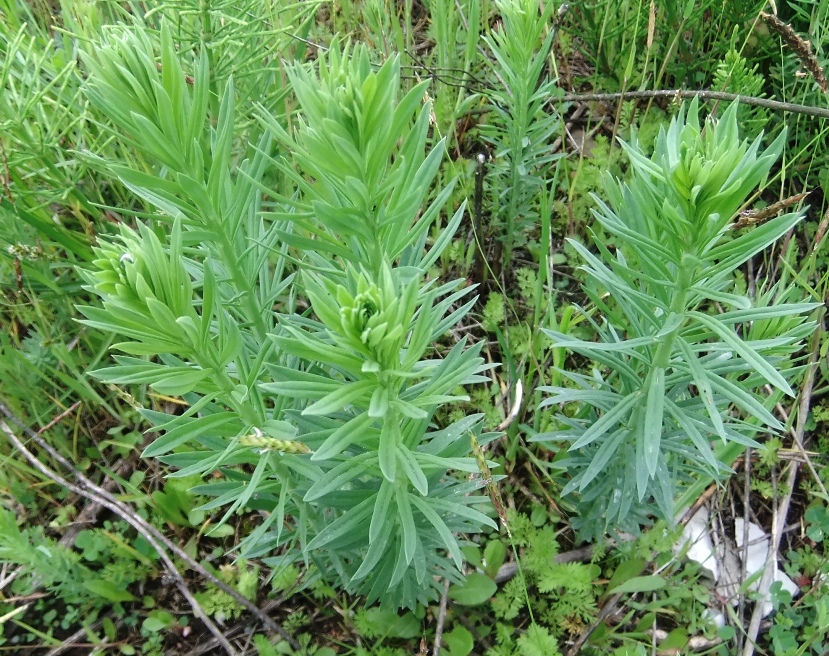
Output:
675 506 719 581
734 518 800 617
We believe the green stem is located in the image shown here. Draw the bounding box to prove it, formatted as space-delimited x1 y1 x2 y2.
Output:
503 116 526 265
651 253 696 369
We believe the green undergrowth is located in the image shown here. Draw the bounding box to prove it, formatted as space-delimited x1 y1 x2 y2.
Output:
1 0 829 653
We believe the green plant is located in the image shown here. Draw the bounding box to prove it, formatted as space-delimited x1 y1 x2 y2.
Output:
0 507 137 612
483 512 598 654
564 0 761 91
0 506 154 653
536 99 818 538
712 46 769 136
481 0 561 266
768 580 829 655
195 560 259 622
77 35 496 609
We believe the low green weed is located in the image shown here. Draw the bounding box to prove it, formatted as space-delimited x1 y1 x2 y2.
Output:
767 582 829 655
0 508 154 649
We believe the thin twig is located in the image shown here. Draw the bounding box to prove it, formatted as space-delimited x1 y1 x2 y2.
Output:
554 89 829 120
59 453 138 547
761 12 827 93
738 446 751 652
566 592 623 656
0 564 21 593
495 379 524 432
0 138 12 203
812 206 829 254
769 385 829 502
0 402 299 650
0 418 238 656
432 578 451 656
44 618 106 656
741 332 820 656
37 401 81 435
495 544 598 584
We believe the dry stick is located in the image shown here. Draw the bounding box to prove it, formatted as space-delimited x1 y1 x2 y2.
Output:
553 89 829 120
769 387 829 502
44 619 106 656
565 591 624 656
0 138 12 203
741 332 821 656
59 454 138 547
432 578 451 656
495 544 597 584
760 11 827 94
737 445 752 653
812 206 829 255
0 402 299 650
495 379 524 432
184 597 285 656
37 401 82 434
0 420 238 656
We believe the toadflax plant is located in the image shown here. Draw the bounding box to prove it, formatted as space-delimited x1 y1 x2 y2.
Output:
536 99 818 540
77 28 495 609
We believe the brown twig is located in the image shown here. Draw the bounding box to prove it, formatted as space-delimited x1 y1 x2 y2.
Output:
741 332 821 656
812 207 829 254
554 89 829 120
679 480 721 528
565 592 624 656
0 138 12 203
37 401 81 435
59 453 138 548
733 191 810 229
44 618 106 656
432 578 451 656
0 402 299 650
495 379 523 432
738 446 752 652
0 418 238 656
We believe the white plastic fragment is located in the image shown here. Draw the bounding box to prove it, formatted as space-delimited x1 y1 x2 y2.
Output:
702 608 726 629
675 506 719 580
673 508 802 623
734 518 800 617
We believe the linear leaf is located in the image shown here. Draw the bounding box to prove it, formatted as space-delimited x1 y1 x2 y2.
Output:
689 311 793 395
569 391 640 450
643 368 665 476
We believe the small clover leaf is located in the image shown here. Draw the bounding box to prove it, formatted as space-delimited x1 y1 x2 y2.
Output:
804 505 829 543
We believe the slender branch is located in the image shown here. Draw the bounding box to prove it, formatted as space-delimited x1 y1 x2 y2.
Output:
741 331 820 656
0 418 238 656
565 592 623 656
0 402 299 650
554 89 829 120
44 618 106 656
0 138 12 203
37 401 81 435
432 578 451 656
